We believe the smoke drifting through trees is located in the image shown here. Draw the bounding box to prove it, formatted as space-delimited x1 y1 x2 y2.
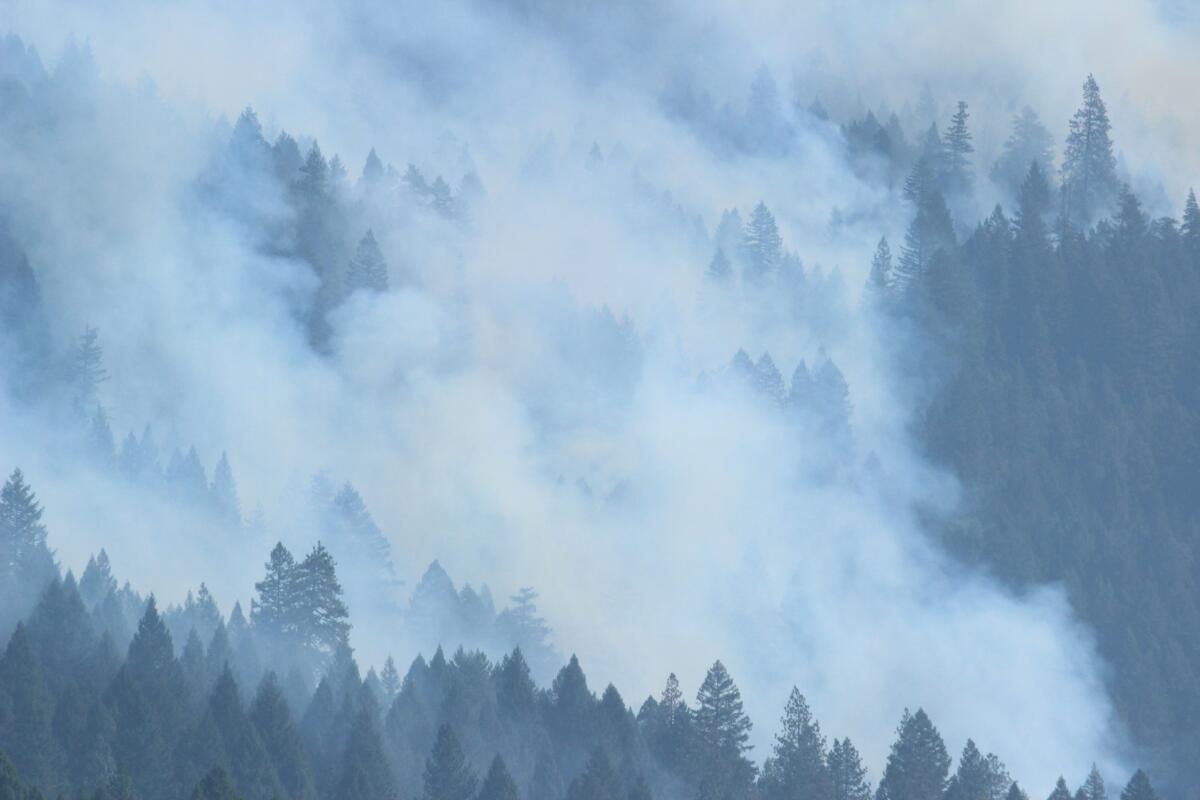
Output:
2 0 1199 795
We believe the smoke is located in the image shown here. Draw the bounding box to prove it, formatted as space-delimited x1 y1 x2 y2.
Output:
4 0 1186 791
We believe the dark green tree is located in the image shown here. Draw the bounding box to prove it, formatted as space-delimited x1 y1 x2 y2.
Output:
422 725 477 800
1117 772 1155 800
1062 75 1117 223
760 688 830 800
826 738 869 800
478 756 521 800
345 230 389 294
876 710 949 800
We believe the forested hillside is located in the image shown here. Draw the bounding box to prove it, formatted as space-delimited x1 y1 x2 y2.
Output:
0 3 1199 799
0 469 1163 800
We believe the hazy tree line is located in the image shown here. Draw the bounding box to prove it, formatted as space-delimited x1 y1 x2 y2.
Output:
0 469 1161 800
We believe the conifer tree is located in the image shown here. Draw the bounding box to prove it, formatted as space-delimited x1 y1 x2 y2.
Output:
361 149 385 187
744 203 783 283
707 249 732 283
80 550 117 610
478 756 521 800
0 624 58 792
1062 75 1117 223
876 709 949 800
345 230 389 294
991 108 1055 197
942 102 974 195
1046 778 1073 800
1117 772 1155 800
1080 767 1106 800
1181 189 1199 257
210 453 240 526
336 707 396 800
191 767 242 800
250 672 317 800
868 238 893 293
565 749 620 800
252 543 298 646
0 752 25 800
422 725 477 800
761 688 830 800
380 656 401 704
495 648 536 720
69 327 108 412
208 667 282 800
895 191 955 291
826 738 869 800
694 661 755 800
295 543 351 659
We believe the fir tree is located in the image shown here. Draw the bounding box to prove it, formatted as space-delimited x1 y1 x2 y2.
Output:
565 749 620 800
345 230 389 294
826 738 869 800
694 661 755 800
1181 189 1199 256
876 709 949 800
867 237 893 294
422 725 477 800
707 249 732 283
744 203 782 283
336 707 396 800
252 543 298 645
210 453 240 526
761 688 830 800
1062 75 1117 223
478 756 521 800
991 107 1055 197
380 656 401 704
250 673 317 800
495 648 536 720
942 101 973 195
295 543 351 659
1118 772 1155 800
191 767 242 800
0 624 58 792
1046 778 1073 800
69 327 108 411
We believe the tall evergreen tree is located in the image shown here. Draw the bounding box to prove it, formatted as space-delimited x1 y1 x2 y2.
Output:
210 453 240 526
478 756 521 800
68 327 108 412
942 102 973 195
336 707 396 800
0 624 58 792
345 230 389 294
760 688 830 800
693 661 755 800
422 725 477 800
826 739 869 800
191 767 243 800
876 709 949 800
565 749 620 800
1117 772 1155 800
1062 75 1117 223
991 108 1054 197
1181 189 1200 257
743 203 782 284
867 238 893 294
252 543 299 647
250 672 317 800
294 543 351 661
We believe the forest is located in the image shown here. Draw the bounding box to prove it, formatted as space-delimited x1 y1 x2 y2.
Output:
1 1 1199 800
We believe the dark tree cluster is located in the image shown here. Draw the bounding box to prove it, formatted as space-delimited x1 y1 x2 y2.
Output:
0 468 1163 800
865 75 1200 789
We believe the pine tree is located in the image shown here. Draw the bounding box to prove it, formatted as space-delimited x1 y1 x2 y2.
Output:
0 470 56 636
250 672 317 800
252 543 298 646
529 749 563 800
361 149 384 187
867 238 893 294
80 550 117 610
550 655 595 740
943 741 1008 800
1181 189 1199 257
478 756 521 800
210 453 240 526
69 327 108 411
876 709 949 800
208 667 282 800
826 738 869 800
761 688 830 800
495 648 536 720
991 107 1055 197
1080 767 1106 800
942 101 973 195
1118 772 1155 800
191 767 243 800
895 191 955 291
744 203 782 283
1014 161 1052 249
380 656 401 704
345 230 389 294
707 249 732 283
565 749 620 800
422 725 477 800
335 707 396 800
0 624 58 792
295 543 351 659
0 752 25 800
1046 778 1072 800
1062 75 1117 223
694 661 755 800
